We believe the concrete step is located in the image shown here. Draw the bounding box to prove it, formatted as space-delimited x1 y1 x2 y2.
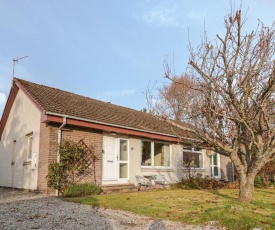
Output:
100 184 138 194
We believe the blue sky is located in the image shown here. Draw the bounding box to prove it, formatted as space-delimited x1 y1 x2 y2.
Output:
1 0 275 116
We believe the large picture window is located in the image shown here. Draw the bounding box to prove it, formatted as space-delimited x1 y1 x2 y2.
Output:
182 147 203 169
141 141 151 166
141 141 170 167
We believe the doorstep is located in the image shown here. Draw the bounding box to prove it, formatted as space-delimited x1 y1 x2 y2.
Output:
100 184 138 194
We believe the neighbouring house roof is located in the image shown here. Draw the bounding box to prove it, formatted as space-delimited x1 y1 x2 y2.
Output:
0 78 195 142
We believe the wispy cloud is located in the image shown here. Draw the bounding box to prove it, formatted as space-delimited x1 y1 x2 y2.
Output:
97 89 135 102
186 10 208 25
135 4 183 28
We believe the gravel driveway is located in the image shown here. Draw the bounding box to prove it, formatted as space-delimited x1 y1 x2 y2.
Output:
0 188 223 230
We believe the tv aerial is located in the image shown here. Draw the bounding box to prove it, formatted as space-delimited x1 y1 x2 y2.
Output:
13 56 28 77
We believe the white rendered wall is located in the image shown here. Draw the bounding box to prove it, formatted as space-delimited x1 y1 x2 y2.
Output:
0 90 40 190
128 138 212 185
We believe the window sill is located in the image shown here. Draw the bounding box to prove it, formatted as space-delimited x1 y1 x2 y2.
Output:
23 161 31 166
141 167 174 172
182 168 206 172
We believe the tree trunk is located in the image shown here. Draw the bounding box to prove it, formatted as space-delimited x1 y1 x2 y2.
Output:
238 175 255 202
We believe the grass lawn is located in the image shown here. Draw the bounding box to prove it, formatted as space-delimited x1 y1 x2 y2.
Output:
65 188 275 229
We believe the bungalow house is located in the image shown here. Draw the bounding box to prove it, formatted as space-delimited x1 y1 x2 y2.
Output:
0 78 234 194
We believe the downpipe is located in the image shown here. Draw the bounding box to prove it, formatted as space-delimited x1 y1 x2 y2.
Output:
56 117 67 196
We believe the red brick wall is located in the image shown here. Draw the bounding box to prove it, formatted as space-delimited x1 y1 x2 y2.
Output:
37 123 58 194
37 123 103 194
61 125 103 185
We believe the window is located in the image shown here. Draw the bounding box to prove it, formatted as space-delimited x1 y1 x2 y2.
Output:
27 134 33 161
210 153 221 178
119 139 128 179
141 140 170 167
182 147 203 168
141 141 151 166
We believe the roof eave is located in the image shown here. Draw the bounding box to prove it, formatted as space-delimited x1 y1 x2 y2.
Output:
1 78 196 143
42 112 185 143
0 79 47 140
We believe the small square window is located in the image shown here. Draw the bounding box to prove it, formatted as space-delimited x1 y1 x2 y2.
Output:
183 148 203 169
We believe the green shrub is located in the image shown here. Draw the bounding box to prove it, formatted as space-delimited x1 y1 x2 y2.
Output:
254 175 262 188
47 140 96 196
171 176 228 190
65 183 101 197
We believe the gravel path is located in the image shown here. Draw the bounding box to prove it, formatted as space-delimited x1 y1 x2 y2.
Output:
0 188 224 230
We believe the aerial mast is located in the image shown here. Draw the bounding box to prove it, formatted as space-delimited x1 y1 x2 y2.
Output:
13 56 28 77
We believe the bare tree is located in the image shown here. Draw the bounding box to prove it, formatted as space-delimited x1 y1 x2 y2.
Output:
154 75 199 122
182 150 200 179
143 81 157 114
164 10 275 202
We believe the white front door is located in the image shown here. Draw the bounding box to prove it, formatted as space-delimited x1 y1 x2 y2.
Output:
102 136 129 184
210 153 221 179
103 136 117 180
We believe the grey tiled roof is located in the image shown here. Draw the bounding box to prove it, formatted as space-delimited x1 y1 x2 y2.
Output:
16 78 193 138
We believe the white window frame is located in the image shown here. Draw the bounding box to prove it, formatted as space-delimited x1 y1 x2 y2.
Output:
210 152 221 179
118 138 129 180
141 140 171 169
182 147 204 169
27 134 33 161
